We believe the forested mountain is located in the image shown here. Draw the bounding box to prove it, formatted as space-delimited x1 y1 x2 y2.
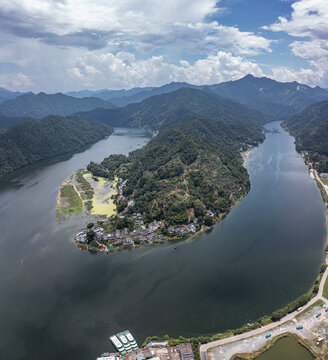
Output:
208 74 328 122
283 100 328 172
78 87 265 131
0 115 112 177
0 87 25 104
0 92 115 118
87 111 264 226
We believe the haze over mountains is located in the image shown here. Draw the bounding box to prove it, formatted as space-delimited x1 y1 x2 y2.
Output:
1 75 327 128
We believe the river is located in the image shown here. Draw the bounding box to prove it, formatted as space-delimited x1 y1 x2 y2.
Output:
0 123 326 359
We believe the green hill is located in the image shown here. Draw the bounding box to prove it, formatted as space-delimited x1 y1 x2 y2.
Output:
0 92 115 119
87 112 264 227
0 113 33 129
283 100 328 172
0 115 112 177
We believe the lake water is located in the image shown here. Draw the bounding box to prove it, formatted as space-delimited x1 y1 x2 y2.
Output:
0 123 326 359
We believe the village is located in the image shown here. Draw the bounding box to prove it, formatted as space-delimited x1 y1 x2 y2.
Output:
75 211 202 252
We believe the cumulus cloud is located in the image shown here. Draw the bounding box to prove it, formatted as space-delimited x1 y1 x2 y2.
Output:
0 0 272 55
67 50 264 90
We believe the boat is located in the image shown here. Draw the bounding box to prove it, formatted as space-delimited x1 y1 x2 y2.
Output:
124 330 139 351
116 332 132 352
110 335 126 355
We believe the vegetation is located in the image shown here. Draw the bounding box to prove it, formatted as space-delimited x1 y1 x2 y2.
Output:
283 100 328 173
56 184 83 220
0 115 113 177
0 113 33 129
0 92 115 118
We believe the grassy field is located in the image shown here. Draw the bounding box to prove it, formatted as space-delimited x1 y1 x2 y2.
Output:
56 184 83 220
323 275 328 300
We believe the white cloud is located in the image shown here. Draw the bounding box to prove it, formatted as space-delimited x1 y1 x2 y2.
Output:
265 0 328 87
0 0 272 56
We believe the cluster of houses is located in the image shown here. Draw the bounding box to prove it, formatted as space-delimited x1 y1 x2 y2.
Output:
320 173 328 179
167 218 199 236
75 215 166 249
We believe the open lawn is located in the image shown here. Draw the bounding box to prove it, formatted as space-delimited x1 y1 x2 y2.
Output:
56 184 83 220
323 275 328 300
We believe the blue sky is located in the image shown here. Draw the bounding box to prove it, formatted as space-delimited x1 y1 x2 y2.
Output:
0 0 327 92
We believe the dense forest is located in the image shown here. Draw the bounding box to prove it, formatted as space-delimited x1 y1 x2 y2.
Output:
0 115 112 177
0 113 33 129
0 92 115 119
283 100 328 172
87 113 264 226
78 87 265 131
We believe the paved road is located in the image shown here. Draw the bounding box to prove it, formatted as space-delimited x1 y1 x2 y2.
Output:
200 261 328 360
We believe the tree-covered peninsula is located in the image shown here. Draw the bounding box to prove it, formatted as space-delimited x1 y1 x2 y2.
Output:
0 115 113 177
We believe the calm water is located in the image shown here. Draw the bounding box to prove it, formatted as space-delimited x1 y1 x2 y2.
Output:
256 336 314 360
0 123 326 359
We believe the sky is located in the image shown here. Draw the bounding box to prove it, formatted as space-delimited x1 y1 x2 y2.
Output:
0 0 327 92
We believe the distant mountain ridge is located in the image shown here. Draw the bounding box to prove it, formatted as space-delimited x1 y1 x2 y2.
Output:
0 87 26 104
0 92 115 119
77 87 266 132
68 76 328 122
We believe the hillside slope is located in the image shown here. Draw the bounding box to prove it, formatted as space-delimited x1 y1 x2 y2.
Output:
283 100 328 172
0 92 115 118
0 115 113 177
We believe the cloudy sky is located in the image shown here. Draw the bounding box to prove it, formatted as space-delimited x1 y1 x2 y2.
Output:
0 0 327 92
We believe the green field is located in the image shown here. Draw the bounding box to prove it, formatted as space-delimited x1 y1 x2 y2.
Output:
56 184 83 220
320 176 328 186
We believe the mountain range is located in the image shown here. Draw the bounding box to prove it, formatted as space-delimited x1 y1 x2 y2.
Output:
0 92 115 119
2 75 327 126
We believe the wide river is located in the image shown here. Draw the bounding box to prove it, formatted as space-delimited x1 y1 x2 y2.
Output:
0 123 326 359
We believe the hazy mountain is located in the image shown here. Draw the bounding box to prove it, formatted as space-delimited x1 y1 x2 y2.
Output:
66 87 154 101
207 74 328 122
109 82 200 106
0 92 115 118
78 87 265 131
0 115 113 177
283 100 328 172
0 87 25 104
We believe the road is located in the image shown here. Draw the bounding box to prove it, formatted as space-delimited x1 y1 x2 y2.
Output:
200 261 328 360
